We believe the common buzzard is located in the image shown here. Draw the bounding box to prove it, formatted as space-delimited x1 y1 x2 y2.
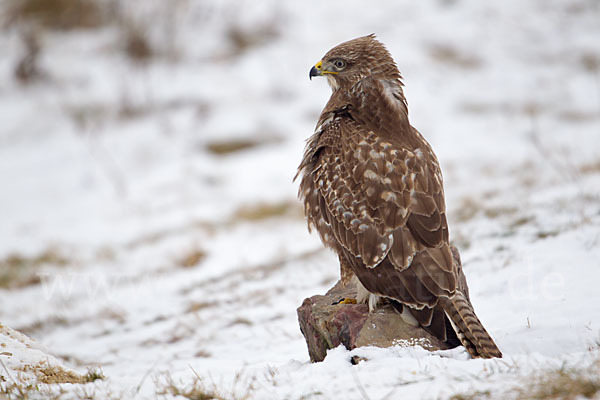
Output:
296 35 501 358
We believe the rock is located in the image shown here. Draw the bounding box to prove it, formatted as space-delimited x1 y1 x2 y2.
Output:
297 281 451 362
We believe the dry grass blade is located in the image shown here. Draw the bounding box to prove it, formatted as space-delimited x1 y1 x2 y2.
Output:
0 358 29 399
232 201 300 222
8 0 106 30
205 139 264 155
156 371 226 400
0 248 70 289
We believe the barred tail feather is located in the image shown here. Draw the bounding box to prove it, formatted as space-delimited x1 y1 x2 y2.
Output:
440 292 502 359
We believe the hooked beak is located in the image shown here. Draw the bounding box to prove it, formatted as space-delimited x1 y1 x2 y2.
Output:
309 60 324 80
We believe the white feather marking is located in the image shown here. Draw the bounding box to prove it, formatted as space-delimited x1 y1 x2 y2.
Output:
326 75 339 90
352 276 380 312
445 311 465 343
369 149 383 159
381 191 397 202
400 307 419 327
385 161 394 173
397 207 408 219
315 115 334 134
381 79 406 111
364 169 378 180
410 190 417 201
367 295 379 312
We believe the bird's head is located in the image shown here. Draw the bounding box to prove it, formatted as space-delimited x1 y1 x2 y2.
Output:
309 34 401 91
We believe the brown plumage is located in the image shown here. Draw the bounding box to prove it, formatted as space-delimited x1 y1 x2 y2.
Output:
296 35 501 358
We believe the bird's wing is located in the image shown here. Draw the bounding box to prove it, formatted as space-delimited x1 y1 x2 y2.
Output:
312 83 447 260
308 77 457 308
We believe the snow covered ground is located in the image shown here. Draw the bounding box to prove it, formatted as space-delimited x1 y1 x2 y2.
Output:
1 0 599 398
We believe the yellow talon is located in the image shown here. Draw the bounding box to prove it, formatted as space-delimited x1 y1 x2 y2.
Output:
333 297 357 305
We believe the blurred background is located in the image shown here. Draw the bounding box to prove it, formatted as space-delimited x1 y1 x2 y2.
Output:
0 0 599 398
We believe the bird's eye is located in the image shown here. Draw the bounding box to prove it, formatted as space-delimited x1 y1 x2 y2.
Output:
334 59 346 69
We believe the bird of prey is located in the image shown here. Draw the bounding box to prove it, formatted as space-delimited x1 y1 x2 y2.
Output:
296 35 501 358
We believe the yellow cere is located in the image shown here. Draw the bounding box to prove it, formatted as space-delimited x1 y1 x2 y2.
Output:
315 60 338 75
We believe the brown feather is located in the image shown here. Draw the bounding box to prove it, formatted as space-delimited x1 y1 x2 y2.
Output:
297 35 502 358
439 293 503 358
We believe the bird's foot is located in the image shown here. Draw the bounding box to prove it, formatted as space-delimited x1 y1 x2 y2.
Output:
332 297 357 305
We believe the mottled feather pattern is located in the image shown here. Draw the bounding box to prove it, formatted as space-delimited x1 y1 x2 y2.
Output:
297 35 502 358
302 110 447 271
439 294 503 358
